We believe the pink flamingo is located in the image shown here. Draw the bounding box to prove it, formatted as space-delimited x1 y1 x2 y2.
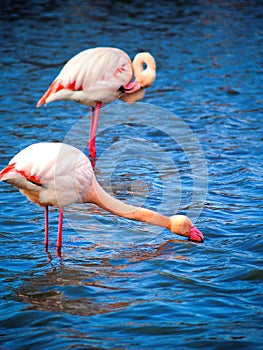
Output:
37 47 156 160
0 143 204 255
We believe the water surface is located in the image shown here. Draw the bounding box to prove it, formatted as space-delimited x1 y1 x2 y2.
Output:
0 1 262 349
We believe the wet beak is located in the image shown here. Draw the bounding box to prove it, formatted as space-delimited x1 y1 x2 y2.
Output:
188 226 204 243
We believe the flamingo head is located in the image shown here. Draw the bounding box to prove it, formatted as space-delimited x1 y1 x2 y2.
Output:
169 215 204 243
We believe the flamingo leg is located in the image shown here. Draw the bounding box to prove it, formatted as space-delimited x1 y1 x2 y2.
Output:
88 102 102 161
89 106 95 145
44 206 49 249
56 208 64 257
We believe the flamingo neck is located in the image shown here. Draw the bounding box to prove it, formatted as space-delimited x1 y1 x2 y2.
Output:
132 52 156 87
87 179 171 230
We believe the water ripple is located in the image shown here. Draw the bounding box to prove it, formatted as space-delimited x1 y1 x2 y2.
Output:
1 1 263 349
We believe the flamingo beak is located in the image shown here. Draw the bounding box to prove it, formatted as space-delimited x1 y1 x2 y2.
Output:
122 81 141 94
188 226 204 243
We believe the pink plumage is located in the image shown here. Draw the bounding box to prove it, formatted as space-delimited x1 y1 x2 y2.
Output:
37 47 156 161
1 142 94 207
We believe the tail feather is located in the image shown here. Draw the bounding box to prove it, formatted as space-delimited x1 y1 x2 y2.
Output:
37 79 64 107
0 163 17 181
0 163 41 185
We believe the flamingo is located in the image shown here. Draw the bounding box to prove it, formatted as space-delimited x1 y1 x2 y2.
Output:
37 47 156 161
0 143 204 255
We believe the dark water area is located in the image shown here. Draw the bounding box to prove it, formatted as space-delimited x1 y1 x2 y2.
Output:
0 1 263 349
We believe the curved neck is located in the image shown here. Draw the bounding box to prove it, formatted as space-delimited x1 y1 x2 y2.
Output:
132 52 156 87
87 179 170 230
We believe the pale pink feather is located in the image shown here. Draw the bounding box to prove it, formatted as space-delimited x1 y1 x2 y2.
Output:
0 143 94 208
37 47 133 107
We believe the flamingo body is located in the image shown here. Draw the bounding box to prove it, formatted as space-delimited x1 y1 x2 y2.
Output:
0 143 94 208
0 143 204 254
37 47 156 159
37 48 135 107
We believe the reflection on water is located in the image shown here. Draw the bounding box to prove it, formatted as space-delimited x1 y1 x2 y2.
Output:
13 240 186 317
1 0 263 349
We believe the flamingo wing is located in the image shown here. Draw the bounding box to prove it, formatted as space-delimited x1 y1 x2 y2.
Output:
0 143 94 208
0 163 41 185
37 47 133 107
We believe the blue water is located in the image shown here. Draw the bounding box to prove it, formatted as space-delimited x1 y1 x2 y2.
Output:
1 1 263 349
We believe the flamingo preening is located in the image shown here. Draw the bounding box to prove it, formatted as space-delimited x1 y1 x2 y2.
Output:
0 143 204 256
37 47 156 161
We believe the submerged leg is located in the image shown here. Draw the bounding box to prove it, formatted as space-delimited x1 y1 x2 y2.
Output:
56 208 64 257
88 102 102 161
44 206 49 250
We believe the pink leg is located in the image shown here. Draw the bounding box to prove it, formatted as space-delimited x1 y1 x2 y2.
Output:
88 107 95 161
89 106 95 143
88 102 101 160
56 208 63 250
44 206 49 249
